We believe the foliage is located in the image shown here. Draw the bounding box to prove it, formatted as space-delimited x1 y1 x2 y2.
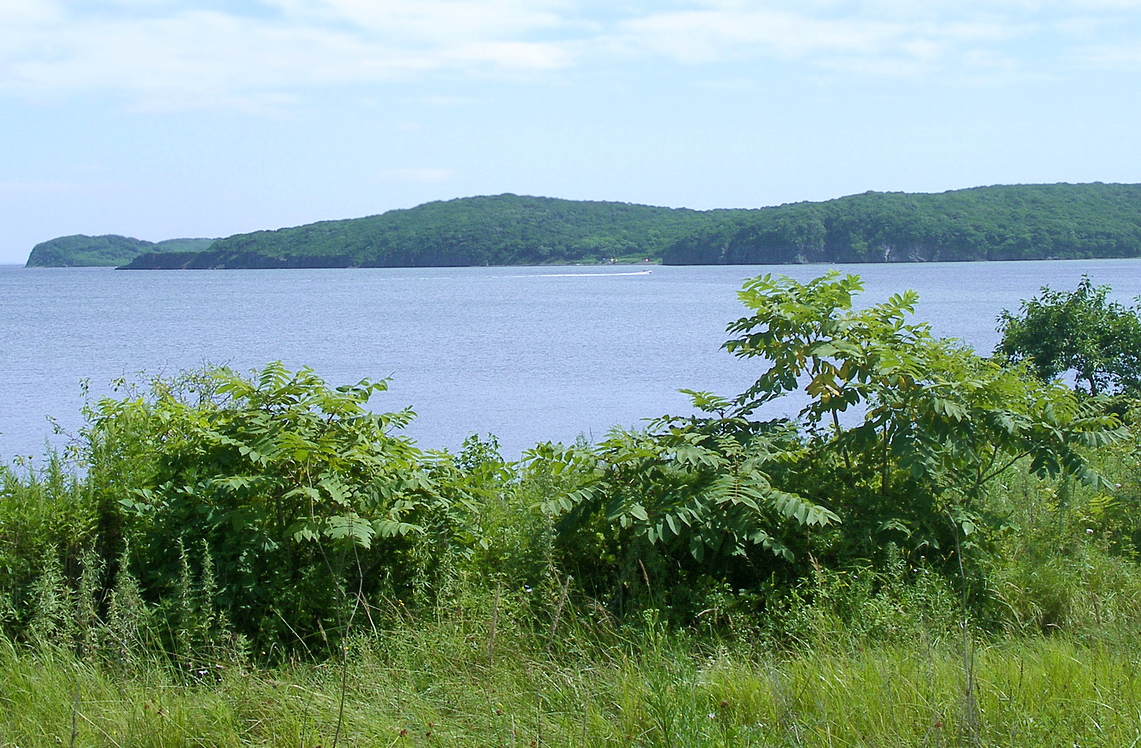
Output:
25 234 215 267
525 415 840 621
510 272 1130 625
664 182 1141 264
996 275 1141 397
111 182 1141 269
765 552 962 649
125 194 728 268
0 458 98 631
721 272 1125 568
454 434 556 593
81 363 477 650
532 418 836 564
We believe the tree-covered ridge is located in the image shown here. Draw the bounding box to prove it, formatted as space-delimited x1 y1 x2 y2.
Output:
663 183 1141 264
36 183 1141 268
26 234 216 267
127 194 725 269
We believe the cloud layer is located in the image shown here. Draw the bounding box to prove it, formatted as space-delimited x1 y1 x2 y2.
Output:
1 0 1138 108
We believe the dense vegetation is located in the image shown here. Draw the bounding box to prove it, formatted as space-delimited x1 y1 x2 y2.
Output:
4 272 1141 745
123 195 724 268
997 275 1141 397
110 182 1141 270
664 183 1141 264
25 235 216 267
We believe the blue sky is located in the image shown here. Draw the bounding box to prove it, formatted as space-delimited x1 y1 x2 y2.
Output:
3 0 1140 263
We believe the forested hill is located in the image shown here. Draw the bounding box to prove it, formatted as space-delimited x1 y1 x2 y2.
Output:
81 183 1141 269
26 235 216 267
124 195 724 269
663 183 1141 264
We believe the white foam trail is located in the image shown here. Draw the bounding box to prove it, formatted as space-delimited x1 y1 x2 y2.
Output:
539 270 653 277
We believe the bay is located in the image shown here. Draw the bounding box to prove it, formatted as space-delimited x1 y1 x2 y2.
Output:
2 259 1140 463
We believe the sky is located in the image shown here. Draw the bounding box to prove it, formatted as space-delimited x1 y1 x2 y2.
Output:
2 0 1140 264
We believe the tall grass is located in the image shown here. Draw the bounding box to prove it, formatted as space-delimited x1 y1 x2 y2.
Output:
3 616 1141 747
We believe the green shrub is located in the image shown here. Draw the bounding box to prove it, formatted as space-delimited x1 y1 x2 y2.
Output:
79 363 480 655
0 459 99 637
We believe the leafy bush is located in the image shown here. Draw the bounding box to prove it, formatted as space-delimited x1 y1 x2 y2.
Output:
997 275 1141 397
724 273 1124 575
526 414 839 623
80 363 480 653
511 272 1131 629
0 459 98 634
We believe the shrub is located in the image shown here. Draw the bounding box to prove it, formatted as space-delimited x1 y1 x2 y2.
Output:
81 363 478 654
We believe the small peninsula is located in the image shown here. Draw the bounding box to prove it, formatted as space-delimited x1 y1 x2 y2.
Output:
26 235 217 267
27 183 1141 268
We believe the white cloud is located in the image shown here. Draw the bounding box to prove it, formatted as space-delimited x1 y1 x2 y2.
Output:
0 0 575 108
605 1 1141 80
278 0 569 43
0 0 1138 109
1066 0 1141 8
1069 39 1141 67
4 0 64 22
616 9 901 63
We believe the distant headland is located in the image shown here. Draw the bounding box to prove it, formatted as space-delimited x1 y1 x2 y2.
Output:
24 183 1141 269
25 235 218 268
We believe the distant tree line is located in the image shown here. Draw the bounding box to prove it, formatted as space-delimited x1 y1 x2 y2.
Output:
124 195 720 269
663 183 1141 264
25 235 216 267
28 183 1141 268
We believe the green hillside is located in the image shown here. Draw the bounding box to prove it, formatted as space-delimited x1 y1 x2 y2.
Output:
663 183 1141 264
37 183 1141 269
26 235 216 267
124 194 722 269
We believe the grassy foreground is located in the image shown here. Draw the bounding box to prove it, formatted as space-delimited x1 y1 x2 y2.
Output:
4 619 1141 747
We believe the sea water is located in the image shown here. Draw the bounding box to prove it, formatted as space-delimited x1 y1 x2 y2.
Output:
2 259 1140 462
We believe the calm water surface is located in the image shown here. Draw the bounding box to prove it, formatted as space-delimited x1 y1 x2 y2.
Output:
3 260 1140 462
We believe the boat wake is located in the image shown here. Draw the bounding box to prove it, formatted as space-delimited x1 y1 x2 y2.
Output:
539 270 653 277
